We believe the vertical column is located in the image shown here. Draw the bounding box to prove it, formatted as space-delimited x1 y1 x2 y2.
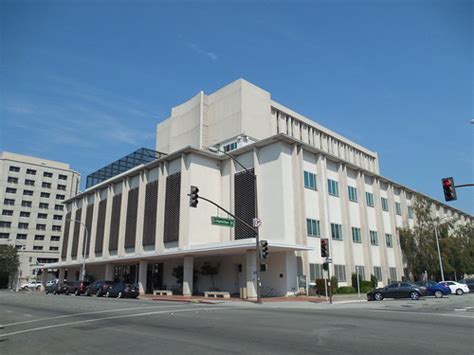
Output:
316 155 333 276
338 164 355 281
103 185 114 258
135 171 147 253
387 185 404 281
41 269 48 290
138 260 148 295
291 145 305 246
179 154 190 249
356 171 373 280
183 256 194 296
58 268 65 284
373 178 389 284
156 163 167 253
89 191 100 259
246 250 257 298
105 263 114 281
118 179 129 256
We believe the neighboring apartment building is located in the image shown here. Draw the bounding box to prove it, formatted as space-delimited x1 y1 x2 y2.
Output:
0 152 80 286
43 79 472 298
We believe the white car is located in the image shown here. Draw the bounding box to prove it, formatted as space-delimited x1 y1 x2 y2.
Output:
20 281 42 290
439 281 470 295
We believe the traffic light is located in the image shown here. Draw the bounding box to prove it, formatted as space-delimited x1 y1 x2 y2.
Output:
441 177 457 201
322 262 329 271
189 185 199 207
260 240 269 259
320 238 329 258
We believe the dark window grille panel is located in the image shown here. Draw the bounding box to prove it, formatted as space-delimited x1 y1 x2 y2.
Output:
84 204 94 257
95 199 107 253
71 208 82 258
234 169 256 240
163 172 181 243
124 187 139 248
109 194 122 251
143 181 158 246
61 212 71 260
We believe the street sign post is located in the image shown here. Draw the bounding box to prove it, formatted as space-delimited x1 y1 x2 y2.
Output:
211 216 235 227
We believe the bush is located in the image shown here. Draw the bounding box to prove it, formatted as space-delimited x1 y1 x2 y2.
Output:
336 286 356 294
330 276 338 294
370 274 378 288
314 277 337 295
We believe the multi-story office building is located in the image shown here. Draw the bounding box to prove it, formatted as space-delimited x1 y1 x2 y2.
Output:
44 79 471 298
0 152 80 286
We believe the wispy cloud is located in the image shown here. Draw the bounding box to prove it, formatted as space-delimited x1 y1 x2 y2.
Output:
188 43 218 62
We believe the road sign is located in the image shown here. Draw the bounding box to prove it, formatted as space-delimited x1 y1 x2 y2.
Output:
253 218 262 228
325 257 332 263
211 216 234 227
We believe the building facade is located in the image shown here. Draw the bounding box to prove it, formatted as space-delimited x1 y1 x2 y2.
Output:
0 152 80 286
45 79 472 298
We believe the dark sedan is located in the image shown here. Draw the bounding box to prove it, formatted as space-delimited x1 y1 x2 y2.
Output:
45 282 68 295
105 283 139 298
459 278 474 292
367 282 427 301
85 280 116 297
64 281 91 296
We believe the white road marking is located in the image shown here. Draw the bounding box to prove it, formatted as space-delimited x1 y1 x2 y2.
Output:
2 304 193 327
23 314 33 317
371 309 474 319
0 307 229 338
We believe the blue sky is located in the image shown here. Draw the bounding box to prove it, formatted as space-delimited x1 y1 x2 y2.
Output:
1 0 472 214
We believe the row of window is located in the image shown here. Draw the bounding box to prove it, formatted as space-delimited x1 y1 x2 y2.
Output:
4 196 65 207
6 179 67 190
8 166 68 180
0 233 60 242
5 188 66 201
306 218 394 247
2 210 63 220
303 171 414 218
0 221 61 231
309 263 397 283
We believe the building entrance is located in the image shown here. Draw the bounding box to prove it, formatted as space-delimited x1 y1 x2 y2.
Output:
113 264 138 284
146 263 163 294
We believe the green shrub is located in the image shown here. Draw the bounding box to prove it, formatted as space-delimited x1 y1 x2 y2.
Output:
336 286 356 294
370 274 378 288
330 276 338 294
314 277 337 295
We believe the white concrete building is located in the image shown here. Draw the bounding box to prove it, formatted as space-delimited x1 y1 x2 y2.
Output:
0 152 80 286
45 79 472 298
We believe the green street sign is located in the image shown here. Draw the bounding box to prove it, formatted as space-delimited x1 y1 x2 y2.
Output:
211 216 235 227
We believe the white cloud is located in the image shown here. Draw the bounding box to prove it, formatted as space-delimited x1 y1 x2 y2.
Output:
188 43 218 62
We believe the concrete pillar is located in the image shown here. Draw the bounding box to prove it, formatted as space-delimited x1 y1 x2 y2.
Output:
41 269 47 290
105 263 114 281
138 260 148 295
183 256 194 296
246 250 257 299
58 268 65 283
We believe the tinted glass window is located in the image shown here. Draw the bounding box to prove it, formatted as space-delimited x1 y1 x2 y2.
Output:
400 283 411 287
387 283 398 288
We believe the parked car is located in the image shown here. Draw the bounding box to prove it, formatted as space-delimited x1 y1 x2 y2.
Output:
20 281 42 290
45 282 68 295
438 281 470 295
105 283 139 298
46 279 58 287
367 282 427 301
85 280 116 297
458 278 474 292
64 281 91 296
414 281 451 298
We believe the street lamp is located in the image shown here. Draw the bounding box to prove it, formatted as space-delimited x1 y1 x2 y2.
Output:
433 216 454 282
7 239 25 292
208 146 262 303
67 219 89 282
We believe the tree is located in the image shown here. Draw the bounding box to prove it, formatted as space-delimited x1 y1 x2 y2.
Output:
0 245 19 289
200 262 220 290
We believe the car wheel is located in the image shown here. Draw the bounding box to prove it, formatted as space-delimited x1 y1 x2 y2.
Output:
434 290 443 298
456 289 464 296
374 292 384 301
45 290 49 295
105 291 110 298
410 291 420 300
117 291 122 298
74 289 80 296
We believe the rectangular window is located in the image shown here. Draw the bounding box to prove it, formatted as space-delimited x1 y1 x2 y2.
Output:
42 182 51 189
0 233 9 239
366 192 374 207
19 223 29 229
370 231 378 245
54 204 64 211
385 233 393 248
43 172 53 178
374 266 382 282
20 211 30 217
26 169 36 175
51 236 60 242
36 224 46 230
16 234 27 240
34 235 45 241
351 227 361 243
334 264 346 282
4 199 15 205
303 171 317 190
0 221 12 228
223 142 238 152
395 202 401 216
381 197 389 211
2 210 13 216
8 177 18 184
58 174 68 180
327 179 339 197
309 263 324 281
33 246 43 251
331 223 343 240
41 192 50 198
37 213 47 219
306 218 321 237
348 186 358 202
56 194 65 200
39 203 49 209
57 184 66 191
9 166 20 172
25 179 35 186
6 187 17 194
408 206 414 219
52 225 61 231
21 200 32 207
49 246 59 251
23 190 33 196
389 267 397 282
53 215 62 221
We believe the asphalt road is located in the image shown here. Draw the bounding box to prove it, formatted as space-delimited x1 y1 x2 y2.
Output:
0 291 473 355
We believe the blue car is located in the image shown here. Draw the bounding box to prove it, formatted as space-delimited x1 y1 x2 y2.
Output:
415 281 450 298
